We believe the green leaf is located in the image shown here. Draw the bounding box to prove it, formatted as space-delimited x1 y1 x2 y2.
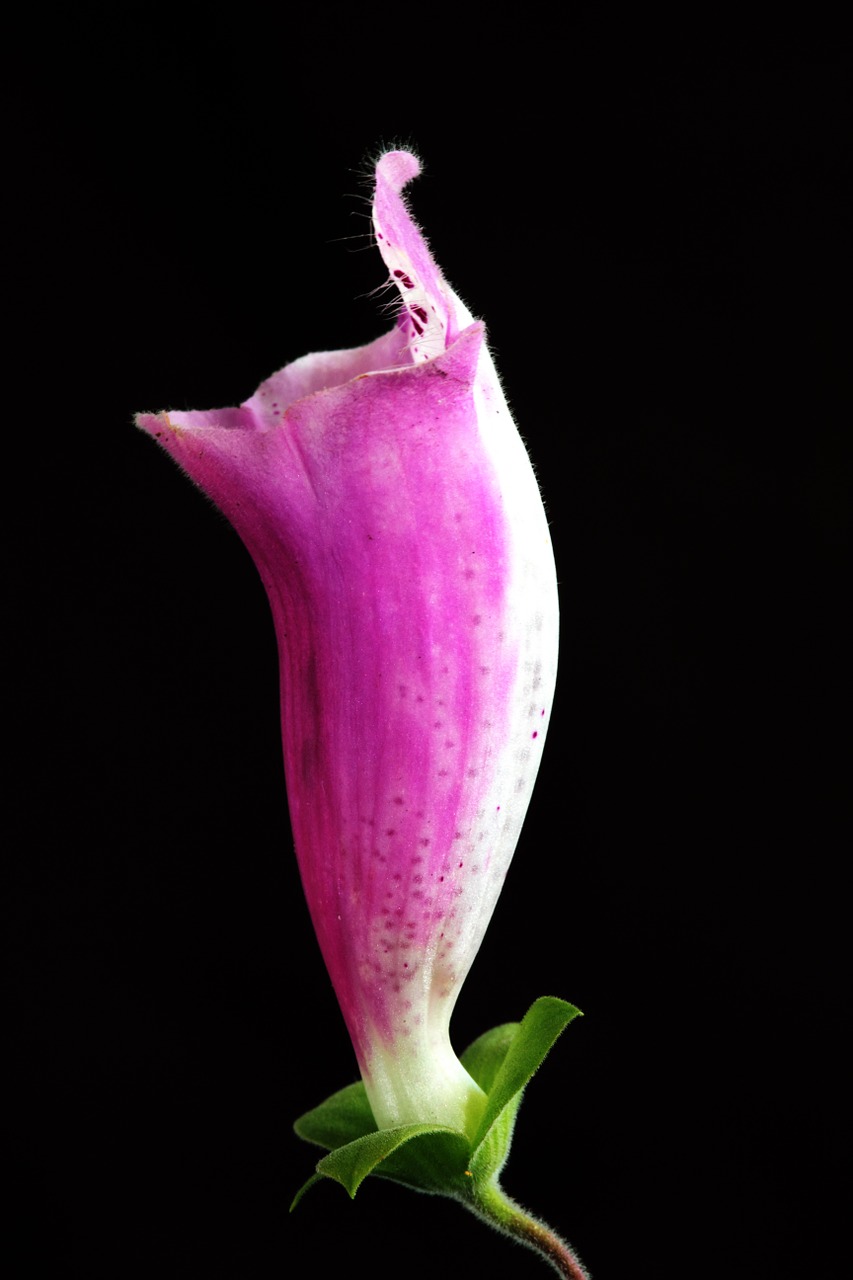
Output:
364 1127 473 1194
294 1080 376 1152
292 1084 472 1200
460 1020 520 1094
314 1124 471 1198
472 997 581 1151
289 1172 323 1212
468 997 582 1183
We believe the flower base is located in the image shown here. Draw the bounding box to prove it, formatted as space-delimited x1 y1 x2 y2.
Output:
292 996 588 1277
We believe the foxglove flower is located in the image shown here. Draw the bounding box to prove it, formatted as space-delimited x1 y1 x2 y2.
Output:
137 152 586 1277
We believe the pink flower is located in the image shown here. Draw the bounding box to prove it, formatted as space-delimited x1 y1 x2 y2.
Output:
136 151 558 1140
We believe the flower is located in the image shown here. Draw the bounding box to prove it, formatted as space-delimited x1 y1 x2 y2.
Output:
136 151 559 1141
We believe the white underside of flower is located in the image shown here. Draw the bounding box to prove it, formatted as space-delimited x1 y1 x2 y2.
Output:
363 1024 487 1140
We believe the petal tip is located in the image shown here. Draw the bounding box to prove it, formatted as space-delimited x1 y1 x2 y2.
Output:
134 410 160 435
376 149 421 194
134 410 174 438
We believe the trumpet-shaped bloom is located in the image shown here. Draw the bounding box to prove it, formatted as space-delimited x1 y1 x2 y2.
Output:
136 151 558 1140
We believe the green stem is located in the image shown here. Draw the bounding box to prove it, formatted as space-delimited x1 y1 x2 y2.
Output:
462 1177 589 1279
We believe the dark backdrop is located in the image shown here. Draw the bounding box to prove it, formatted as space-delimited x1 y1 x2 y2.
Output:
6 10 847 1278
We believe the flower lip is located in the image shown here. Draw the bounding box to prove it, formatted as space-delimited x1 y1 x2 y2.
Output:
142 150 467 440
243 318 477 433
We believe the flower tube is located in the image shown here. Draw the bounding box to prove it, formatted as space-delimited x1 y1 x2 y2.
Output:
138 146 564 1165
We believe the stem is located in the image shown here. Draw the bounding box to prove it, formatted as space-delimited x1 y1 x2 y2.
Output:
461 1177 589 1279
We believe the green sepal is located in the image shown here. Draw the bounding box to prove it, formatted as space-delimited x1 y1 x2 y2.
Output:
294 1080 376 1151
293 1083 472 1196
468 996 582 1185
459 1019 519 1094
291 995 581 1207
320 1125 471 1199
289 1172 324 1212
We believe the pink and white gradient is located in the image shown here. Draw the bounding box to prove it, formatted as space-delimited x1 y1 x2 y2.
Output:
136 152 558 1138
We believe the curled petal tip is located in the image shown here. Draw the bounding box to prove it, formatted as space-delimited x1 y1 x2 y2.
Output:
375 149 421 192
373 148 457 359
135 410 169 438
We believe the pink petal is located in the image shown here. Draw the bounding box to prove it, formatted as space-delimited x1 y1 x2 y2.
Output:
136 152 558 1136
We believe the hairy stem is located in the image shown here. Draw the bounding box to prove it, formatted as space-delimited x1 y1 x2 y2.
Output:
462 1177 589 1279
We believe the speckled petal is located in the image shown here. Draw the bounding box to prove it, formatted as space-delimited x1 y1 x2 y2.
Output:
136 152 558 1138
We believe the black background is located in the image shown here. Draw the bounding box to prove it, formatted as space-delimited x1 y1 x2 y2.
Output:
6 9 848 1278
